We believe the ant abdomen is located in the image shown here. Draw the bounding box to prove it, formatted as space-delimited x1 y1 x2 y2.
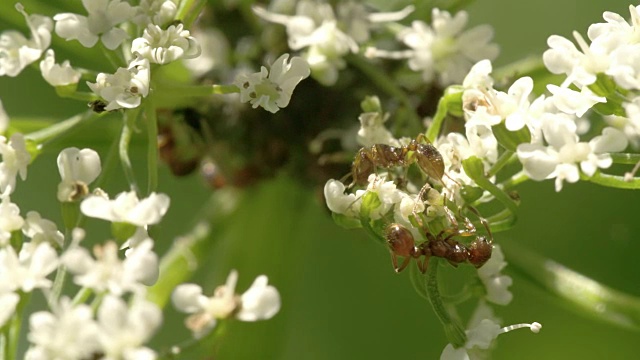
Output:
467 236 493 268
385 223 417 258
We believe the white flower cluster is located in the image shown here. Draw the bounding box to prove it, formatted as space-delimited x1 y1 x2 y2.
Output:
366 8 499 85
254 0 414 85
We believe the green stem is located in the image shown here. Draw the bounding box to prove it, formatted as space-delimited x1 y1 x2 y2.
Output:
155 83 239 99
147 189 243 307
426 257 467 347
119 110 141 194
463 156 519 216
25 111 95 145
425 96 449 143
55 90 96 102
176 0 207 29
500 170 529 190
7 292 30 360
145 96 159 195
71 287 93 306
503 242 640 331
346 54 421 132
486 150 515 178
583 171 640 190
610 152 640 164
100 42 125 70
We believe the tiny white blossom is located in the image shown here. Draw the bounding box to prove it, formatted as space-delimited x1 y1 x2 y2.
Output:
54 0 134 50
57 147 101 202
477 245 513 305
546 84 605 117
39 49 81 87
81 190 170 226
97 294 161 360
0 132 31 194
22 211 64 248
0 193 24 246
356 111 400 147
62 239 158 295
133 0 177 27
132 24 201 65
0 292 19 327
235 54 310 113
172 270 281 338
324 179 358 216
25 299 100 360
0 242 58 292
87 58 150 111
0 4 52 77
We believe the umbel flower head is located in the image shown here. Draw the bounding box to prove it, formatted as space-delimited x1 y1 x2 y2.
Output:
234 53 310 113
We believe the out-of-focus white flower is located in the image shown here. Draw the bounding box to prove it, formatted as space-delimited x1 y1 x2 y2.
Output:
0 292 19 327
370 9 498 85
56 147 101 202
0 4 52 77
132 24 201 65
96 294 161 360
80 190 170 226
133 0 177 27
54 0 134 50
22 211 64 248
477 245 512 305
25 299 100 360
0 242 58 292
0 193 24 246
356 111 399 147
0 133 31 194
87 58 150 111
172 270 281 338
39 49 81 87
607 43 640 90
336 2 414 43
183 28 230 77
62 239 158 295
235 54 310 113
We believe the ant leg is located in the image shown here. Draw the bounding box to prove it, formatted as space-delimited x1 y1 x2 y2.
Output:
418 253 430 273
391 252 411 273
464 205 493 241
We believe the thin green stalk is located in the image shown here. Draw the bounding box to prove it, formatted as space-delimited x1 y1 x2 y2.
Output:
7 292 30 360
71 287 93 306
155 83 239 99
610 152 640 164
25 111 95 145
486 150 515 178
425 96 449 142
503 242 640 331
145 96 159 194
176 0 207 29
426 257 467 347
583 171 640 189
463 156 519 216
500 170 529 189
119 110 141 194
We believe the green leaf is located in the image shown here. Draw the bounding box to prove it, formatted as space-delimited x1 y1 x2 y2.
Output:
492 122 531 152
331 212 362 229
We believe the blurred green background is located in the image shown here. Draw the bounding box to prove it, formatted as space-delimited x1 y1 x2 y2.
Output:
1 0 639 359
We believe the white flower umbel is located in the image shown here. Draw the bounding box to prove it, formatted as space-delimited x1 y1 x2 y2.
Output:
0 192 24 246
440 302 541 360
335 2 414 43
53 0 134 50
133 0 177 27
0 4 52 77
57 147 101 202
132 23 201 65
22 211 64 248
39 49 81 87
172 270 281 338
62 239 158 295
477 245 513 306
87 57 150 111
81 190 170 226
234 54 310 113
0 242 58 292
0 132 31 195
96 294 161 360
25 299 100 360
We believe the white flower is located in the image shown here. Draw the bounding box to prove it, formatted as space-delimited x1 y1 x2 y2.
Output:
87 58 150 111
80 190 170 226
0 193 24 246
587 5 640 46
0 242 58 292
336 2 414 43
62 239 158 295
22 211 64 248
53 0 134 50
183 28 229 77
97 294 161 360
356 111 399 147
324 179 358 216
25 299 100 360
56 147 101 202
546 84 605 117
132 24 201 65
0 292 19 327
133 0 177 27
0 4 52 77
172 270 281 338
39 49 81 87
399 9 498 85
607 43 640 90
234 54 310 113
0 132 31 194
477 245 512 305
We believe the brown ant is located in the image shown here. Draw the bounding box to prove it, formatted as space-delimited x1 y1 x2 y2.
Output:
351 134 445 187
384 207 493 273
